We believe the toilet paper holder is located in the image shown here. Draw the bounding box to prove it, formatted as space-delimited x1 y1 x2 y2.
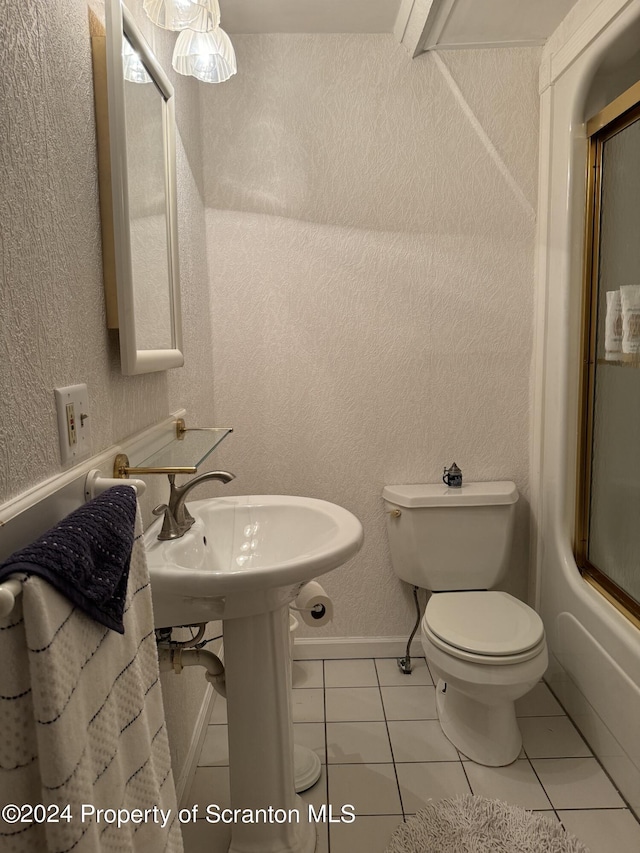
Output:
290 580 333 626
291 602 326 619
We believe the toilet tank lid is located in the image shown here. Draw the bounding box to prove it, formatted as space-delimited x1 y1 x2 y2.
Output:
382 482 518 508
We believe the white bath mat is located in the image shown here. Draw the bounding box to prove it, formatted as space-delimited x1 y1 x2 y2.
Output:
385 795 589 853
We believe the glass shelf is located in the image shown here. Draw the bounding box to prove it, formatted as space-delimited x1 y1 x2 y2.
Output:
115 423 233 477
137 427 232 472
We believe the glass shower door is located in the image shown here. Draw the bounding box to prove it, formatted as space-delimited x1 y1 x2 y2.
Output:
577 85 640 621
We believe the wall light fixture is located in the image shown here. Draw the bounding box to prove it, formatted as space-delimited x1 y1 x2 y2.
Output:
171 20 237 83
143 0 235 83
122 37 153 83
143 0 219 31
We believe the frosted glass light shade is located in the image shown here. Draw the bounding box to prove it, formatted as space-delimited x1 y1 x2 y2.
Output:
172 26 237 83
122 38 152 83
143 0 220 32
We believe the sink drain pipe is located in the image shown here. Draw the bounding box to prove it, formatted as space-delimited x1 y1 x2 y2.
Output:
157 646 226 698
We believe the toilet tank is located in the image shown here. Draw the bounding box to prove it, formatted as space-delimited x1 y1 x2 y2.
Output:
382 482 518 591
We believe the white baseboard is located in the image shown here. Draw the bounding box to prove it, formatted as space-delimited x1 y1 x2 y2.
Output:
293 635 423 660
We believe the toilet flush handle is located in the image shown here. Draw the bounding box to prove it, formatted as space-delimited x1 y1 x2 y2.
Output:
386 508 401 518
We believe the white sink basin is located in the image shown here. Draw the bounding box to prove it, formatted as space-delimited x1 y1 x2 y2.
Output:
145 494 364 627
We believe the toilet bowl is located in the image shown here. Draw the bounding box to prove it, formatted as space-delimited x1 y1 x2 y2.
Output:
421 590 547 765
382 481 548 767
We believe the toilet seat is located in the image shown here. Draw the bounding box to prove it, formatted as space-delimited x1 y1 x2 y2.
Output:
423 591 545 665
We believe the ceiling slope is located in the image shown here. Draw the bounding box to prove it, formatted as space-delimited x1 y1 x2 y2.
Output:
397 0 580 56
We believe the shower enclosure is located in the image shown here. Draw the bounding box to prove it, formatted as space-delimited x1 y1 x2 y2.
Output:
576 88 640 622
534 0 640 817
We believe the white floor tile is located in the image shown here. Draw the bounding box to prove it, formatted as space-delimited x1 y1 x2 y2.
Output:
187 653 638 853
297 767 335 853
325 687 384 722
558 809 640 853
381 685 437 720
388 720 460 763
292 687 325 722
314 823 330 853
532 758 625 809
324 659 378 687
181 814 324 853
534 810 561 821
425 662 440 684
294 722 326 763
520 715 592 758
181 818 231 853
199 725 229 766
515 682 564 717
328 763 402 815
186 766 231 809
375 657 433 687
396 761 471 813
326 721 394 764
292 659 324 689
330 814 403 853
464 758 552 811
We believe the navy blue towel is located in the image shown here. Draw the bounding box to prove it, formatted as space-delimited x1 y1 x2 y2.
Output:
0 486 137 633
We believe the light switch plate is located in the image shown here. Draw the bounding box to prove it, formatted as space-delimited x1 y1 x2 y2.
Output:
54 384 91 464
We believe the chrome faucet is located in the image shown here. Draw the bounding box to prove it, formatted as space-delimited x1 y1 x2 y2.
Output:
153 470 235 540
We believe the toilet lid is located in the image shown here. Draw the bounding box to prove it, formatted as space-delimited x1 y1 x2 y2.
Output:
424 591 544 656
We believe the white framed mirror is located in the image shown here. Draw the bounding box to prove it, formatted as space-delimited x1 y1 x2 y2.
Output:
95 0 183 375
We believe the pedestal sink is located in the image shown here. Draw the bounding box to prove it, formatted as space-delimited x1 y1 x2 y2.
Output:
145 495 364 853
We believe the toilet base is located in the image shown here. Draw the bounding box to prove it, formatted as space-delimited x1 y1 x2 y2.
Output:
435 679 522 767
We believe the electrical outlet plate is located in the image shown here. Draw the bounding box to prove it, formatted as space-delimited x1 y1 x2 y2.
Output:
54 384 91 465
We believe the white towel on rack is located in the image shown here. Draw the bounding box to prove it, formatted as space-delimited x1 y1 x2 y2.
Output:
0 509 183 853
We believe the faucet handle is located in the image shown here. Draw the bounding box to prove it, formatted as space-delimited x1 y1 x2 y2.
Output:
153 503 181 541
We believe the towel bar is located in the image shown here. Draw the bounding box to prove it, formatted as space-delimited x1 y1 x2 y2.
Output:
0 576 23 618
0 475 144 619
84 469 146 500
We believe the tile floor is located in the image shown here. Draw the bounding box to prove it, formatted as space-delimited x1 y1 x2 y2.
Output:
182 657 640 853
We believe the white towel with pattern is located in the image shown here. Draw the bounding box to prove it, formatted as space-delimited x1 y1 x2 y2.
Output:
0 509 183 853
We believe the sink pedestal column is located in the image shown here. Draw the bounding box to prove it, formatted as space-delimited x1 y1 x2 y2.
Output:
223 605 316 853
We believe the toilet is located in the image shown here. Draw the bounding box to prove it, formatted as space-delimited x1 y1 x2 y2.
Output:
382 481 547 767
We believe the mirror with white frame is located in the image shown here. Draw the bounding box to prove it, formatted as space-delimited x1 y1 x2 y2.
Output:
94 0 183 375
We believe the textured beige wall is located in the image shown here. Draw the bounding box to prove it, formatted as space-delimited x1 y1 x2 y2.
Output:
0 0 213 782
0 0 213 506
0 3 541 778
201 36 541 638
